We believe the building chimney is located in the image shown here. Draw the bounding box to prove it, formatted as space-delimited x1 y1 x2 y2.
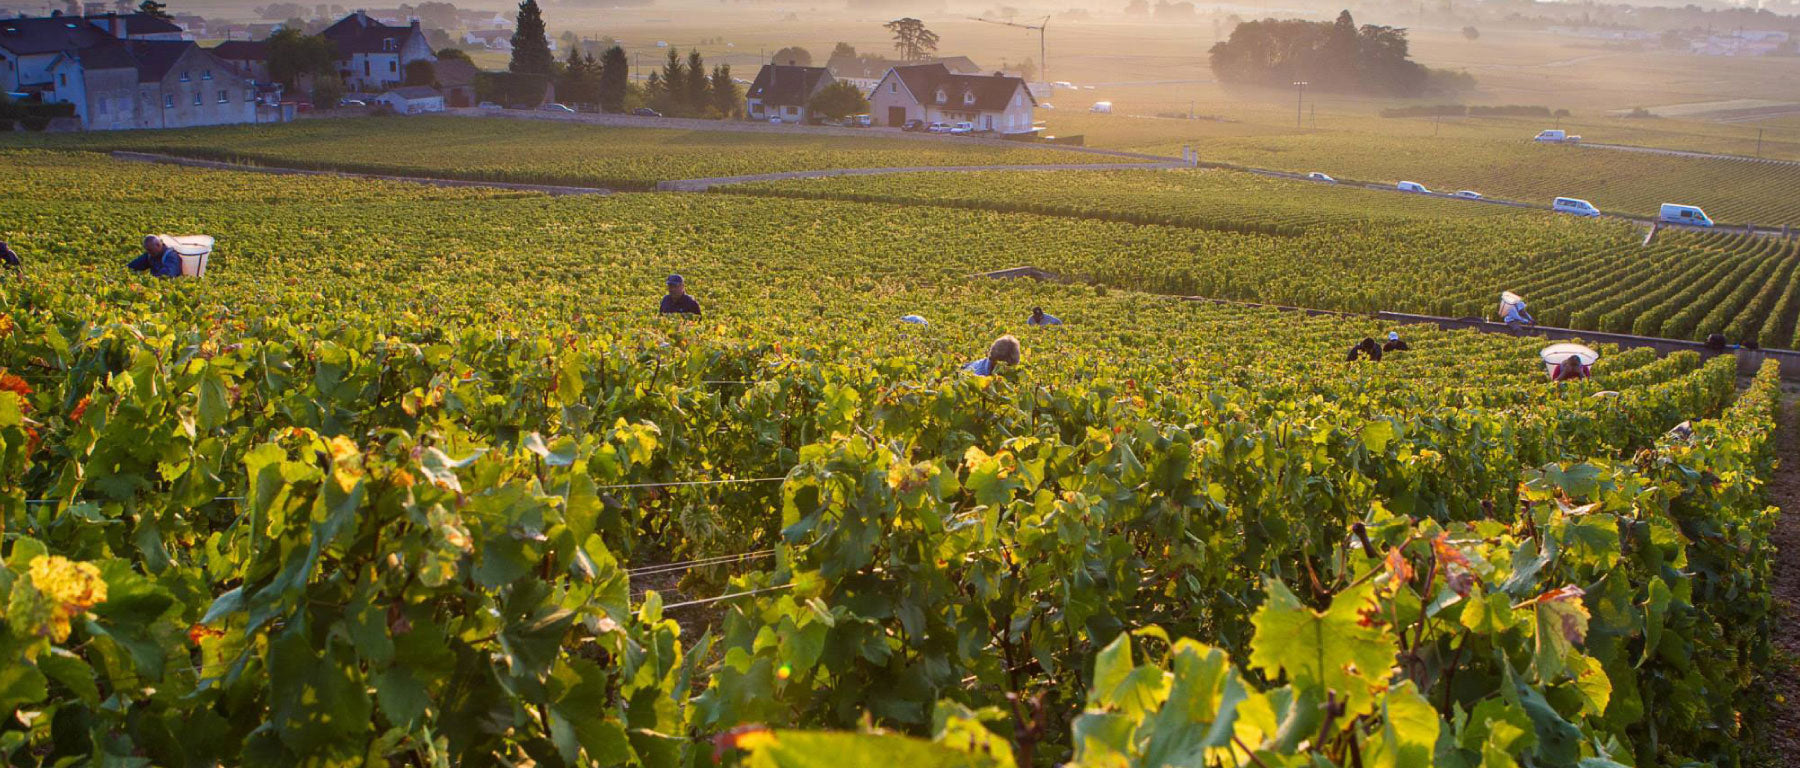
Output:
410 19 419 29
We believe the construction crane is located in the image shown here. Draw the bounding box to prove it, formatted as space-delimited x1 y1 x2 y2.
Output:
968 15 1049 91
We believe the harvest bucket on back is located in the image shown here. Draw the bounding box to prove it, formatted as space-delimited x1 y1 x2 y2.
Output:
167 235 213 277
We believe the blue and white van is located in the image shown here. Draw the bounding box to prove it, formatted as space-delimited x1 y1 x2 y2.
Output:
1397 181 1430 194
1658 203 1713 227
1553 197 1601 217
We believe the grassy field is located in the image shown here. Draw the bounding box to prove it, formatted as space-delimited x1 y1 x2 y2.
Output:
3 115 1114 189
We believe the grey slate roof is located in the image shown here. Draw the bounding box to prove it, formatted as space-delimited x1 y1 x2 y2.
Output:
0 15 112 55
747 64 831 107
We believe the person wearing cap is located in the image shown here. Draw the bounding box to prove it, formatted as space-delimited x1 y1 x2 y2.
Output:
659 274 701 316
126 234 181 278
1346 337 1383 362
1027 307 1062 326
963 335 1020 376
1381 331 1409 353
0 241 20 271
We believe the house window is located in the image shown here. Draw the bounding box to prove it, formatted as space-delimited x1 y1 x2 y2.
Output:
192 93 201 106
245 88 255 101
364 61 371 76
889 81 896 93
963 90 974 105
202 69 212 80
1014 92 1022 106
163 94 173 108
179 70 190 82
58 72 66 86
383 37 395 51
935 88 946 104
217 89 228 103
388 60 396 72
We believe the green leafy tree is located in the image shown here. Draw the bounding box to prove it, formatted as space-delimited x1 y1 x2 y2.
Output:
508 0 553 76
137 0 172 19
266 27 337 91
404 59 435 86
806 81 867 121
884 18 939 61
770 46 811 66
597 44 629 112
435 47 473 65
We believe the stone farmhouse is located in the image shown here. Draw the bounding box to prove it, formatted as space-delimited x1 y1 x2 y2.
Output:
867 63 1036 134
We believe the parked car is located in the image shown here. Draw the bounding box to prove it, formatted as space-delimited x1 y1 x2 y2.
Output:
632 107 661 117
902 119 926 132
1453 190 1484 199
477 101 502 109
1090 101 1112 113
851 114 871 127
1658 203 1713 227
337 98 366 108
539 102 575 113
1306 172 1336 183
950 121 975 134
1396 181 1430 194
768 116 783 124
1552 197 1601 217
926 122 953 133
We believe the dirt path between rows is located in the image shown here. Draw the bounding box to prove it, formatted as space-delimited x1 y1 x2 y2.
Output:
1768 395 1800 762
655 160 1190 191
110 151 613 196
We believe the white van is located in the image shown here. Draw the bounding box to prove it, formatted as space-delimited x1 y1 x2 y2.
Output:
1659 203 1713 227
1090 101 1112 113
1396 181 1430 194
1553 197 1601 217
1535 129 1567 142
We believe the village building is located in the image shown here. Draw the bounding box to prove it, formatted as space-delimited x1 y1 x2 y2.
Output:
319 10 434 93
868 63 1036 134
744 64 833 123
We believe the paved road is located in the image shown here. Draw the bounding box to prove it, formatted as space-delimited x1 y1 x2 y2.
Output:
657 160 1190 191
1579 141 1800 167
109 151 612 195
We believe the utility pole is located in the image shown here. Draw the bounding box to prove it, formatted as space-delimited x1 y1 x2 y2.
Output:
1293 80 1307 129
1756 128 1763 158
970 15 1050 91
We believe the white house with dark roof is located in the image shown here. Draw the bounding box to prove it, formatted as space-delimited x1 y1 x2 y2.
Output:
320 10 434 93
744 64 834 123
868 63 1035 134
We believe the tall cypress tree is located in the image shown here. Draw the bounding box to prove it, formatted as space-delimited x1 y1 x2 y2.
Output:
598 45 629 113
685 49 709 114
659 47 684 111
710 64 739 118
508 0 553 76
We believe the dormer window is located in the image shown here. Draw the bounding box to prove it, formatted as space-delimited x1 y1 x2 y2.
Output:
383 37 396 51
934 88 946 104
962 90 975 105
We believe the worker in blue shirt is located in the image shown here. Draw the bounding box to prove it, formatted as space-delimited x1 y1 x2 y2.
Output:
1027 306 1062 326
1501 297 1534 326
659 274 701 316
126 235 181 278
963 335 1020 376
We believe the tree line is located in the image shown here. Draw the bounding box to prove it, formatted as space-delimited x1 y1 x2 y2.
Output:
1208 10 1474 97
